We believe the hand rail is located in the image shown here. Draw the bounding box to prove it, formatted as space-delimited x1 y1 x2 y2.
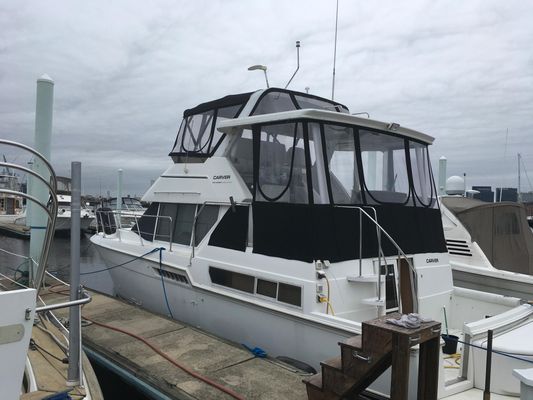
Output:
35 291 92 312
95 209 174 251
0 139 58 292
335 205 419 313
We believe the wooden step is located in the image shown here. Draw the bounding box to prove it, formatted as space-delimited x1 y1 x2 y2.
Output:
339 335 362 351
321 357 358 396
304 373 335 400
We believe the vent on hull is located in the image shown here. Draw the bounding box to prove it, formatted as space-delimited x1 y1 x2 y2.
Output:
446 239 472 257
153 268 189 284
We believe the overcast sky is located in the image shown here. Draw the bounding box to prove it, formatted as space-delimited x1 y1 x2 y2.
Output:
1 0 532 196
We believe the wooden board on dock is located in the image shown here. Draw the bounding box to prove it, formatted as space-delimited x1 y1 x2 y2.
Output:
42 289 310 400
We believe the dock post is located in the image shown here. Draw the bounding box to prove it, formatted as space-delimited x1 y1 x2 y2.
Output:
27 74 54 282
67 161 81 385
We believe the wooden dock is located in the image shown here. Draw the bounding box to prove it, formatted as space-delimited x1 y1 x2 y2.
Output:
42 288 312 400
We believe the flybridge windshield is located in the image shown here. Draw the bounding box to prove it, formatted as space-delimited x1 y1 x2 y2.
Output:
229 120 437 208
169 89 349 160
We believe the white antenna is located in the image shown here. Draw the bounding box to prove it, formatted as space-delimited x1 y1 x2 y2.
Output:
331 0 339 100
284 41 301 89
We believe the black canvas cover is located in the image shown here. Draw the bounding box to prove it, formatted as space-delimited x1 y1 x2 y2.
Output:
183 93 253 118
208 206 249 252
252 203 447 263
442 196 533 274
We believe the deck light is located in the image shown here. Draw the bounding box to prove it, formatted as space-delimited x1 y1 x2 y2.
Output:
248 65 269 88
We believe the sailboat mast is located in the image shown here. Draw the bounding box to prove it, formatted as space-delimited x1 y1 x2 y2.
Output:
518 153 522 202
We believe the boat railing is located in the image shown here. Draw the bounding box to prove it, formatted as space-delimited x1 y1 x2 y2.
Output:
0 139 91 387
0 139 57 290
95 209 174 251
335 205 419 314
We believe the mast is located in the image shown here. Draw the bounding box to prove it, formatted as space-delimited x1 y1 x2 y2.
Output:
518 153 522 202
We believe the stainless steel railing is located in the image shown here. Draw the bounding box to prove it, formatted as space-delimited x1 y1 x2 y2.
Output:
95 209 174 251
336 205 419 313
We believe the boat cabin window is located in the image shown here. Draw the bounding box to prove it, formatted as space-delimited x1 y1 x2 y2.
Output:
145 203 220 245
228 120 437 208
255 122 309 203
170 99 248 161
208 267 302 307
360 129 410 205
228 129 254 190
409 141 436 207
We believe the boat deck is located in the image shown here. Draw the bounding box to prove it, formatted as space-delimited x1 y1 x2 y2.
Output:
42 288 314 400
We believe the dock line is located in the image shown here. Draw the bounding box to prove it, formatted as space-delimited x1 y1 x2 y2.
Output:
80 247 163 275
82 314 246 400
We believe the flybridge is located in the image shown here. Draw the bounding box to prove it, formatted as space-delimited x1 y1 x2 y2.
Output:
169 88 348 161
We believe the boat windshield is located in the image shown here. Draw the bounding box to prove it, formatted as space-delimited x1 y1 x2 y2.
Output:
169 93 252 160
230 120 436 208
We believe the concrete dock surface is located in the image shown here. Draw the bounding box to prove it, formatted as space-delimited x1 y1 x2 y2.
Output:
42 288 311 400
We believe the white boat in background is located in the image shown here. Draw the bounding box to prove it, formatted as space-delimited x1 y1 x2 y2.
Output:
0 161 25 224
91 88 533 398
441 195 533 300
56 193 94 233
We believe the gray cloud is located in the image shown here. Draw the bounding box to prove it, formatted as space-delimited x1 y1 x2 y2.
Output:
1 0 532 195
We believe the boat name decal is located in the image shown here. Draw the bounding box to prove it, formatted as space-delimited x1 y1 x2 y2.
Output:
213 175 231 182
426 258 439 263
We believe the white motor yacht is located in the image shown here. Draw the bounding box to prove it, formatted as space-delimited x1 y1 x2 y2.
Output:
91 88 533 398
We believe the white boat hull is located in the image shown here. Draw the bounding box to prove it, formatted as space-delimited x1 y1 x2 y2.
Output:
95 243 354 370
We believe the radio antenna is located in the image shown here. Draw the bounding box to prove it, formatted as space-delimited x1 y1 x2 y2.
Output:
331 0 339 100
284 41 300 89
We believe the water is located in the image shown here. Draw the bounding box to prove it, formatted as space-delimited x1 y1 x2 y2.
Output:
0 232 148 399
0 232 114 294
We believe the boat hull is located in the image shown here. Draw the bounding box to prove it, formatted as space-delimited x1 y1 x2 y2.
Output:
93 243 355 370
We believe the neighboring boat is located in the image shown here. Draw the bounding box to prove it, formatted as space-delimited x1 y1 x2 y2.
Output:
91 88 533 398
0 161 25 223
441 195 533 299
55 193 95 233
0 139 102 400
100 196 147 227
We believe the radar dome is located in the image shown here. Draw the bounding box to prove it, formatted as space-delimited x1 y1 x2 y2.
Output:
446 176 465 195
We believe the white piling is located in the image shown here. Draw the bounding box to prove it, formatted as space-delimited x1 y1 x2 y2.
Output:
438 156 447 196
27 74 54 279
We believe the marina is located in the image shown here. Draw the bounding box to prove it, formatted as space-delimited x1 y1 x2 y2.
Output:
3 2 533 399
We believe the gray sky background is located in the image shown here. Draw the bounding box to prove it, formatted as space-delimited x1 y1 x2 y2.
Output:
1 0 532 196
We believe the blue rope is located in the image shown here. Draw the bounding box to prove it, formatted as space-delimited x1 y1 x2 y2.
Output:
80 247 162 275
158 247 174 319
444 335 533 365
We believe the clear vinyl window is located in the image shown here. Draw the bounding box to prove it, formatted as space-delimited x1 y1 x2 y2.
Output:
360 130 410 204
409 141 436 207
256 122 308 203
